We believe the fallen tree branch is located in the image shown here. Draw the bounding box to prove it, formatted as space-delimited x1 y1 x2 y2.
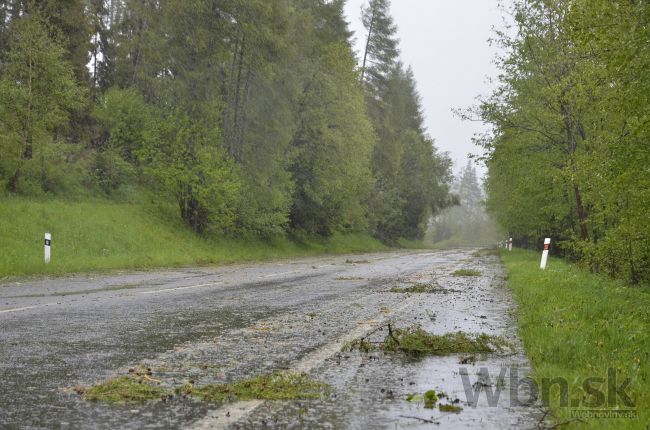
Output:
387 323 401 346
142 375 162 384
399 415 439 425
536 408 585 430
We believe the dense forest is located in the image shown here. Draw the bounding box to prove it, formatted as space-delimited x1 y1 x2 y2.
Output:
0 0 452 244
471 0 649 284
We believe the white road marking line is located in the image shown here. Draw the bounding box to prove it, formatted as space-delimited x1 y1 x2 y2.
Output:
260 270 303 279
192 296 417 430
135 282 224 295
1 282 226 314
0 303 57 314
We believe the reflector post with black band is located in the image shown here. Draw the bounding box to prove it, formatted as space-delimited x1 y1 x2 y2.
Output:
540 238 551 269
508 238 513 252
44 233 51 264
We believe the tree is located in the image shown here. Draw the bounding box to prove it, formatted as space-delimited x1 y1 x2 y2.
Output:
359 0 399 93
566 0 650 282
357 2 452 243
104 0 243 233
0 0 92 83
474 0 650 283
0 12 84 193
290 43 374 236
366 63 451 242
144 107 241 234
473 0 591 247
0 0 455 247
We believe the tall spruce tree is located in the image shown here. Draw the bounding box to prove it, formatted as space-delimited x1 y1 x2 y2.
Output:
359 0 399 94
359 1 451 242
289 0 374 236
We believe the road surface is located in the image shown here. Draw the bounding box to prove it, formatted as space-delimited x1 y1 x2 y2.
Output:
0 249 542 429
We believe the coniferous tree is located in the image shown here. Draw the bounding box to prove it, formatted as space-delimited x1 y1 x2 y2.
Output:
289 1 374 236
358 0 452 243
359 0 399 93
0 0 455 246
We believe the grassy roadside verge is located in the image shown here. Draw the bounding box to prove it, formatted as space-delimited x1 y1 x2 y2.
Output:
501 249 649 429
0 197 386 278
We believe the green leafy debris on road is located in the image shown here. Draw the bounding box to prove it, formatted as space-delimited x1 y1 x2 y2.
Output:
79 376 169 403
407 390 448 409
390 282 456 294
439 404 463 413
79 371 329 405
423 390 438 409
335 276 365 281
383 326 510 356
406 393 421 402
341 337 374 353
472 249 500 258
181 372 330 403
451 269 482 277
343 324 511 356
390 282 435 293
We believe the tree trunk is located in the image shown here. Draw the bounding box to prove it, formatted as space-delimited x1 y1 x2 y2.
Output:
360 9 375 83
179 185 202 234
626 238 638 285
224 30 240 156
231 38 246 159
235 67 252 155
561 102 589 241
130 3 146 86
573 183 588 240
8 169 21 193
10 42 34 192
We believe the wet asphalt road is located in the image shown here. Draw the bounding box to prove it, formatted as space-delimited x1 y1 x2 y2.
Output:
0 249 542 429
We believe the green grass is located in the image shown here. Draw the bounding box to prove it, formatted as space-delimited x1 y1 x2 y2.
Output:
501 250 649 429
0 196 386 278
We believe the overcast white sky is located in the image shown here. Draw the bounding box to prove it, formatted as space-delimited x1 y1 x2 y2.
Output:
343 0 510 177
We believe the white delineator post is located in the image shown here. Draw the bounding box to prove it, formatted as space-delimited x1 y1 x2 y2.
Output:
44 233 51 264
508 238 513 252
540 238 551 270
